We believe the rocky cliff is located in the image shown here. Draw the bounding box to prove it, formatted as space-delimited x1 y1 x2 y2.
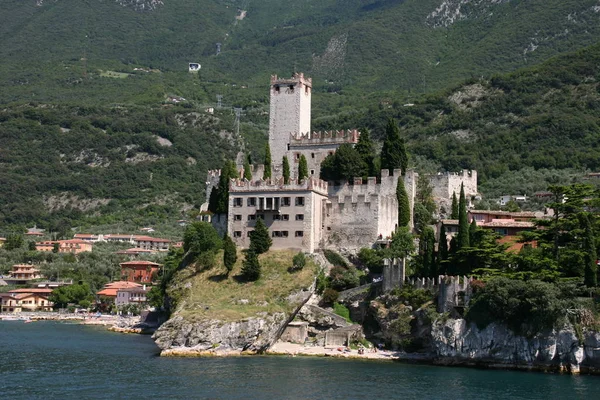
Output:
153 312 291 355
430 319 600 374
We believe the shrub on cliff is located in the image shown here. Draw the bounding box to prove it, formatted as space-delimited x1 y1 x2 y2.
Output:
465 277 572 337
249 218 272 254
241 250 261 281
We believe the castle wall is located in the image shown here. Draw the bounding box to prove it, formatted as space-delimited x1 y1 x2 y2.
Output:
429 170 478 215
268 74 312 168
323 169 411 250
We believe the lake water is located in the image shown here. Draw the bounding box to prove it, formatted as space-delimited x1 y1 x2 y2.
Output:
1 321 599 399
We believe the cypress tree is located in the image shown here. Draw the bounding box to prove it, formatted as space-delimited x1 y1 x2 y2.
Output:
456 183 470 249
223 235 237 277
263 142 272 180
298 154 309 181
241 250 261 281
355 128 376 176
209 160 237 214
396 176 411 227
282 156 290 184
420 227 436 277
583 214 597 288
469 218 478 247
380 118 408 175
249 218 272 254
451 191 459 219
243 157 252 181
438 224 449 274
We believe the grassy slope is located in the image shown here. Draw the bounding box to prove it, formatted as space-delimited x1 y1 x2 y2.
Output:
176 250 317 322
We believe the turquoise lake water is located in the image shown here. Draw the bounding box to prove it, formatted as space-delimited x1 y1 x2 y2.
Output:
0 321 599 399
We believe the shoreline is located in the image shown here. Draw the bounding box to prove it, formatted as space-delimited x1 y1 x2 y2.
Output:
159 342 600 376
0 312 142 329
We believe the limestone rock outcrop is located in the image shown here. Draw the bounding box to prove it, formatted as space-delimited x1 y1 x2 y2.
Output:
431 319 600 374
153 312 289 355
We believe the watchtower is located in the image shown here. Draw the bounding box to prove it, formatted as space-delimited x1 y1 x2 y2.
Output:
268 73 312 168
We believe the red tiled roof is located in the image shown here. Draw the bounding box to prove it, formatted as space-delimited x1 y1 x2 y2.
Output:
482 220 535 228
9 288 53 294
120 260 161 267
103 281 143 289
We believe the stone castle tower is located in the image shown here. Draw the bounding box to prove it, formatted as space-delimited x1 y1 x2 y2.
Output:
268 73 312 168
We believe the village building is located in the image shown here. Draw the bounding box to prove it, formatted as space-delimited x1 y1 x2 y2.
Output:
115 286 149 307
0 288 53 313
133 236 171 251
96 281 143 298
120 260 160 284
116 247 156 256
1 264 43 285
36 239 93 254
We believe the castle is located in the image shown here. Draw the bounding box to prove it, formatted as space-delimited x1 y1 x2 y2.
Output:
206 73 477 253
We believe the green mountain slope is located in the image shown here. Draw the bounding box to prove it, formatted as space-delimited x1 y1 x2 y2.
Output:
1 0 600 104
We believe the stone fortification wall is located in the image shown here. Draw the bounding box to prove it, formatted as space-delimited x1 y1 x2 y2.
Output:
429 170 477 215
229 176 328 196
324 169 411 250
205 169 221 202
286 130 360 179
430 170 478 199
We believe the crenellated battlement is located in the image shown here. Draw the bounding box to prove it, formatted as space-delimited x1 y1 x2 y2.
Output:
271 72 312 88
229 176 328 195
289 129 360 146
327 169 404 202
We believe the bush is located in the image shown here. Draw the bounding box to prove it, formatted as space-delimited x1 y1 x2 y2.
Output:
329 266 360 291
358 248 383 273
241 251 261 281
291 252 306 271
465 277 572 337
323 250 348 267
322 288 339 305
316 269 327 294
391 285 434 309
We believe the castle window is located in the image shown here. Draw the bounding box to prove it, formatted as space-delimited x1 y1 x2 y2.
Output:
295 153 300 160
233 231 242 238
305 86 309 94
233 214 242 221
282 214 290 221
282 231 289 238
247 215 256 221
282 197 291 206
295 231 304 237
310 170 315 175
233 198 243 207
248 197 256 207
295 197 305 206
273 214 281 221
266 198 274 210
288 85 294 93
311 153 315 159
275 86 280 93
295 214 304 221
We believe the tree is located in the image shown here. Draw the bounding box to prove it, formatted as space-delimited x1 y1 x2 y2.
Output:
438 224 449 273
263 142 272 180
582 213 597 288
456 183 470 249
385 226 415 259
469 218 478 247
49 283 92 309
28 241 36 251
243 156 252 180
380 118 408 175
319 143 366 182
52 242 60 253
223 234 237 277
396 176 411 227
4 234 23 251
419 226 436 277
451 191 459 219
355 128 376 176
241 250 261 281
282 156 290 184
183 222 222 265
208 160 237 214
249 218 272 254
298 154 309 181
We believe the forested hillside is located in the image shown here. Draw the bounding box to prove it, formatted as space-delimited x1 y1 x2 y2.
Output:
1 0 600 104
1 0 600 230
